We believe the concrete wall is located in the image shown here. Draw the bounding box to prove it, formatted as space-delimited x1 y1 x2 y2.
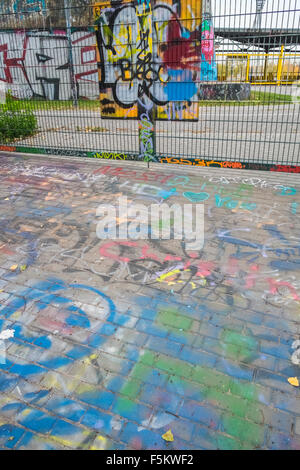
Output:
0 0 93 29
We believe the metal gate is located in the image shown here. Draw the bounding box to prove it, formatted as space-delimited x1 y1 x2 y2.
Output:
0 0 299 172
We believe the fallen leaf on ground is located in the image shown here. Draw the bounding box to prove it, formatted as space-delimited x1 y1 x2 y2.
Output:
162 430 174 442
10 265 18 271
288 377 299 387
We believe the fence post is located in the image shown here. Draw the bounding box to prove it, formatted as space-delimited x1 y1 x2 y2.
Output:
263 52 268 82
137 0 156 168
277 44 285 86
246 54 250 82
64 0 78 106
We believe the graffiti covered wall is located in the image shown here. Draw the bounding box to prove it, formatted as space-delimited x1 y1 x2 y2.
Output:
0 0 47 18
94 0 216 121
0 29 99 100
0 0 93 28
200 0 217 81
0 1 218 112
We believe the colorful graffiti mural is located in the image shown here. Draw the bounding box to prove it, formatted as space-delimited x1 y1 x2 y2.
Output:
0 0 216 105
0 29 98 100
0 0 47 17
0 0 94 28
94 0 215 122
200 2 217 81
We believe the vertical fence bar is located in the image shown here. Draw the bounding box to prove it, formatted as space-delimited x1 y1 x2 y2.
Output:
64 0 78 106
277 44 285 86
246 54 250 83
136 0 156 166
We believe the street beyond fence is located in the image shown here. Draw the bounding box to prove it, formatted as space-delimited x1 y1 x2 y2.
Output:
14 101 300 165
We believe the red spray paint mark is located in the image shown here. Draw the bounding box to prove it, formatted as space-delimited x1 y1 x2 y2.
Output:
164 254 182 262
196 261 215 277
141 245 160 261
267 278 300 301
162 14 201 71
99 241 138 263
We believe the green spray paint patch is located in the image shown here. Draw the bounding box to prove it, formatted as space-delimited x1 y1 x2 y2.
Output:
140 350 157 366
221 414 265 448
205 388 249 418
220 328 258 362
116 295 265 450
117 347 266 449
229 379 262 402
120 379 142 398
156 307 192 331
216 434 243 450
192 365 231 392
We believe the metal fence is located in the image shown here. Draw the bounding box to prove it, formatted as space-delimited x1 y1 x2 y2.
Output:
0 0 300 172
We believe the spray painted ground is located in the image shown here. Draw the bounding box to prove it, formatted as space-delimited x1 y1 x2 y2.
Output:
0 153 300 450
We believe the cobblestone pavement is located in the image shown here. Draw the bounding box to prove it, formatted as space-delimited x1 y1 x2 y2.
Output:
0 152 300 450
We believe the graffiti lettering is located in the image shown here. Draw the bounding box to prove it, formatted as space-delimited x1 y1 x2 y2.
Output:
160 156 245 169
92 152 133 160
94 1 207 120
0 30 98 100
